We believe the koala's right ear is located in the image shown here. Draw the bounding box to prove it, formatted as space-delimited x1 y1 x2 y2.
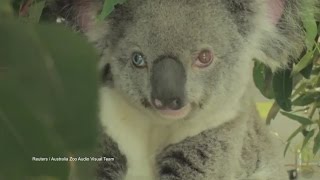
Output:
48 0 103 32
48 0 110 55
47 0 107 33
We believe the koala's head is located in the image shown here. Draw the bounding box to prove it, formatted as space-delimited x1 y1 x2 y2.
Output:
78 0 301 123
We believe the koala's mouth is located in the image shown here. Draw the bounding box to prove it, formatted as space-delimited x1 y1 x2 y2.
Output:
141 98 193 120
155 103 192 120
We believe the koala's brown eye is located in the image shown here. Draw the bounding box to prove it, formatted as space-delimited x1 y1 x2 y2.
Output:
194 49 213 68
132 52 146 68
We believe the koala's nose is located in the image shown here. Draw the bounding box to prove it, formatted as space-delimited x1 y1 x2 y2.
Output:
150 55 187 111
152 97 184 110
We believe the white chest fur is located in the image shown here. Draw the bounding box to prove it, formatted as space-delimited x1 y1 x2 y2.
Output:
99 87 241 180
99 87 164 180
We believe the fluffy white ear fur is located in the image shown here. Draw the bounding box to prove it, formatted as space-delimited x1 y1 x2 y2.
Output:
248 0 306 71
68 0 102 32
71 0 109 57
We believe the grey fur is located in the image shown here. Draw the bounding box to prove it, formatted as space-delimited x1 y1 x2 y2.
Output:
52 0 319 179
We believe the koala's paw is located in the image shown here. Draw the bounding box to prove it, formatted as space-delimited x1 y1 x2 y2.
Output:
156 141 212 180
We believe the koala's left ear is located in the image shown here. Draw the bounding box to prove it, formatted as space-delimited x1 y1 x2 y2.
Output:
267 0 285 25
252 0 306 71
48 0 109 54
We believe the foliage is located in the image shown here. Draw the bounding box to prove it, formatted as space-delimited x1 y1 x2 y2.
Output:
98 0 127 20
253 4 320 156
0 0 122 179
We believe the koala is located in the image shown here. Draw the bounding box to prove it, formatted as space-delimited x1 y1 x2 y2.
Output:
51 0 319 179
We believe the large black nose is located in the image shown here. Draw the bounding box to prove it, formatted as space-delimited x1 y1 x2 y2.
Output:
150 55 186 110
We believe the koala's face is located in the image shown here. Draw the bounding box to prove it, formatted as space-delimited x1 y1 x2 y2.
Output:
99 0 257 122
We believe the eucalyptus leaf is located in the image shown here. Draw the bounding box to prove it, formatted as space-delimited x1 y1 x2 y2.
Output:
313 131 320 155
287 125 306 143
35 24 100 151
292 92 320 106
10 0 27 15
301 0 318 50
0 20 99 179
266 101 280 125
98 0 127 20
302 129 311 137
284 125 305 156
301 129 315 151
0 0 14 16
280 111 314 125
291 51 314 76
300 61 313 79
253 61 274 99
22 0 46 23
311 66 320 75
272 68 293 111
283 142 291 157
291 81 307 97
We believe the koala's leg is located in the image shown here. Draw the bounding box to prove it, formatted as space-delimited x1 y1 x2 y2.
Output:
96 134 127 180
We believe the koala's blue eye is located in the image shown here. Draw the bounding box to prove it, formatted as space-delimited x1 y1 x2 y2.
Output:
132 52 146 68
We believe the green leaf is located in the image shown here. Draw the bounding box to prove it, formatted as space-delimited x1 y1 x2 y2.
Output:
301 129 315 151
292 92 320 106
98 0 127 20
280 111 314 125
302 128 311 137
284 125 305 156
292 81 307 97
35 25 100 151
272 68 293 111
0 20 99 179
312 65 320 75
266 101 280 125
300 61 313 79
287 125 305 142
313 131 320 155
253 61 274 99
291 51 313 76
284 142 291 157
25 0 46 23
10 0 24 14
301 0 318 50
0 0 13 17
